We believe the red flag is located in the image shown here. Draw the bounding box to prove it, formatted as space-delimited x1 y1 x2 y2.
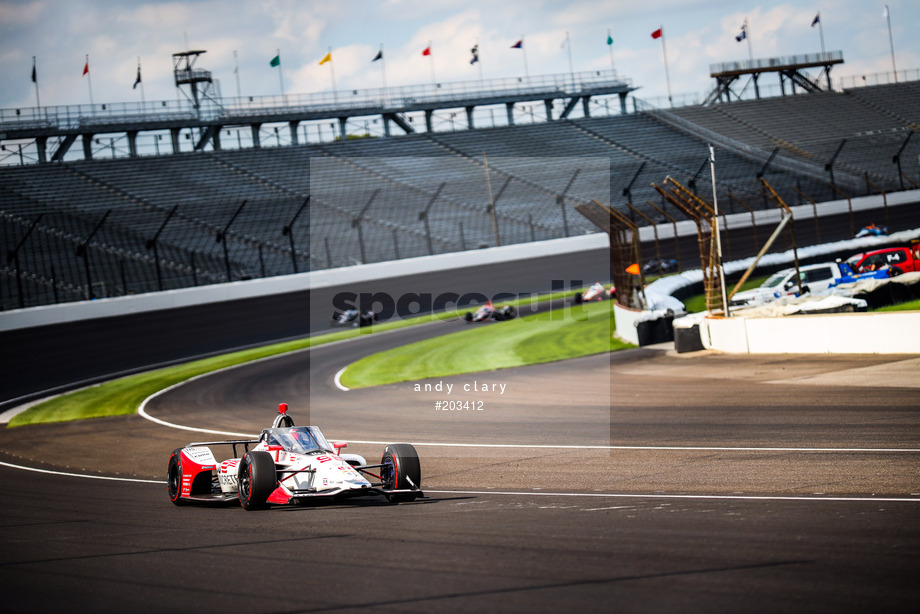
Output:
651 28 662 39
422 45 431 56
82 60 89 76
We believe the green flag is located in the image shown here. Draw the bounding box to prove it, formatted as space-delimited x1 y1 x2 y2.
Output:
606 34 613 45
270 54 280 67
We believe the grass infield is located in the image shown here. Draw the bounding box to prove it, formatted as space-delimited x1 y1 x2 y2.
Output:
340 299 630 389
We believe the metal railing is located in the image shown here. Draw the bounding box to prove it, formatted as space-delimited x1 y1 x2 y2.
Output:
709 51 844 75
0 68 633 130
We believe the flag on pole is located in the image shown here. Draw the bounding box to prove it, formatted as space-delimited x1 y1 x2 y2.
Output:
269 54 280 67
607 33 614 45
372 50 383 62
422 45 431 56
651 28 662 39
82 59 89 75
470 44 479 65
31 60 37 83
319 52 332 65
511 39 523 49
735 23 747 42
133 64 142 89
811 13 820 27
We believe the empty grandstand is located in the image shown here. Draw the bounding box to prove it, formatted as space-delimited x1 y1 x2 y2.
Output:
1 62 919 311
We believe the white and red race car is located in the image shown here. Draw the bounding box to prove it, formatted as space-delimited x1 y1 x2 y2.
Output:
462 300 516 322
573 282 615 304
167 404 422 510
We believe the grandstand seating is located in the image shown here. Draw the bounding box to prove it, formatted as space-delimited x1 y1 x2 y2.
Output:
2 81 919 310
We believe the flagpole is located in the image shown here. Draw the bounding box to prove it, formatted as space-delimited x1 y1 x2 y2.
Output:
816 13 825 55
607 29 616 73
328 47 338 101
427 40 436 85
378 44 387 104
745 18 753 61
658 28 672 107
85 54 95 109
137 57 146 107
32 56 41 109
565 31 575 88
521 36 529 80
885 5 897 82
476 38 483 82
276 48 285 95
233 50 242 98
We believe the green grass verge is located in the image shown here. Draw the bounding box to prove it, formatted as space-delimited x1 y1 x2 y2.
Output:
340 299 631 389
7 287 593 428
876 298 920 312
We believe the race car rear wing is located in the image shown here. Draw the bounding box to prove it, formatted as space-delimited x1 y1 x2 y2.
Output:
187 439 260 459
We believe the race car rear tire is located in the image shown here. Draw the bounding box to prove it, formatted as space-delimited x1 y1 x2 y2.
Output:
238 451 276 510
573 293 583 304
381 443 421 503
167 448 184 505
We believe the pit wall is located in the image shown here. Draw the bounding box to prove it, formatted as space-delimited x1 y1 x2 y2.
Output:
698 312 920 354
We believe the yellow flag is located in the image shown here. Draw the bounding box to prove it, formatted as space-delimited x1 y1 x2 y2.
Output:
626 263 640 275
319 52 332 65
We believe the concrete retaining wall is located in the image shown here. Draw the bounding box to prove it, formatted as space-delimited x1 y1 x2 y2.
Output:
699 312 920 354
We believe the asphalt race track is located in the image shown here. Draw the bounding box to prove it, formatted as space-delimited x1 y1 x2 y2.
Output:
1 314 919 612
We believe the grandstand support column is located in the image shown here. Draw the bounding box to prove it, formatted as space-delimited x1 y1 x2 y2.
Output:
338 117 348 139
35 136 47 163
81 134 94 160
465 106 475 129
289 121 300 145
251 124 262 148
170 128 181 154
505 103 515 126
618 92 628 114
544 100 553 121
582 96 591 118
383 116 391 137
424 110 434 133
127 131 138 157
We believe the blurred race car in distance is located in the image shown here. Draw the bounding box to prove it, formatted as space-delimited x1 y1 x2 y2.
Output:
332 308 378 327
642 258 679 275
573 282 615 304
855 224 888 238
167 404 422 510
463 300 516 322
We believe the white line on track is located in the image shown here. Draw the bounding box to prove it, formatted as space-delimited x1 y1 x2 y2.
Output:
0 460 161 484
333 366 350 391
338 440 920 453
425 489 920 503
1 459 917 503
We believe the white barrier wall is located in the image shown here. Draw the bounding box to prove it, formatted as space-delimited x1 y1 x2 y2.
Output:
700 312 920 354
0 232 609 333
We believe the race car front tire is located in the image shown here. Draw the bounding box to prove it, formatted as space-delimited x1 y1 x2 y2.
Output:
381 443 421 503
167 448 184 505
238 451 276 510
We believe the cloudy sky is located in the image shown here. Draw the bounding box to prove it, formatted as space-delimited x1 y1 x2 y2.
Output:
1 0 917 110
